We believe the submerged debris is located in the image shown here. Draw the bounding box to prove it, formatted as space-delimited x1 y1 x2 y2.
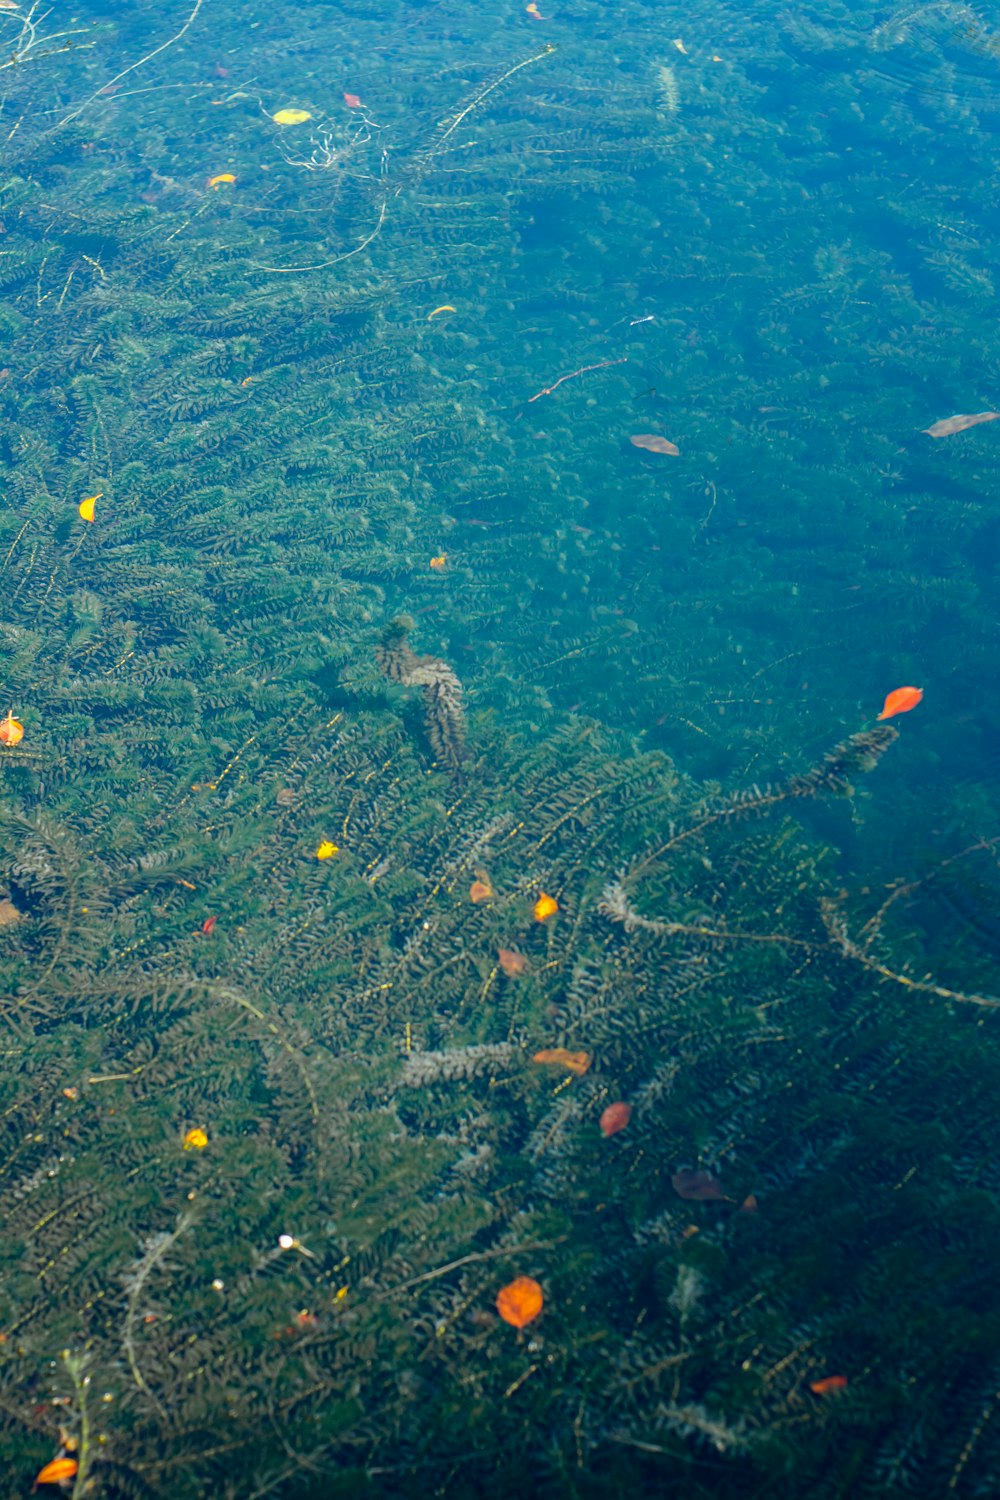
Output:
376 616 467 769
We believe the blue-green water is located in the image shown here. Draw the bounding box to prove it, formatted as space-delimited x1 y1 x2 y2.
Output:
0 1 998 1495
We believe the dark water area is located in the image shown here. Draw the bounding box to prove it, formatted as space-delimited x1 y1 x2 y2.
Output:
0 0 998 1495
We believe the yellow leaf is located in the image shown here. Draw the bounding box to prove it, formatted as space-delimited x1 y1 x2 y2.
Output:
272 108 312 125
427 305 456 320
315 840 338 860
533 892 559 921
209 172 236 188
182 1127 208 1150
78 493 101 522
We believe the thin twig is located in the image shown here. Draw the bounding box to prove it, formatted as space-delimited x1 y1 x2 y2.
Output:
385 1238 567 1297
55 0 205 130
527 356 628 403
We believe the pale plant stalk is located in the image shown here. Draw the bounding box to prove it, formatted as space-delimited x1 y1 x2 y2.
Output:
0 1 95 76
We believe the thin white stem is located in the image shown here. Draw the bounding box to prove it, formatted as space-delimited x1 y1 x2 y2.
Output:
54 0 205 129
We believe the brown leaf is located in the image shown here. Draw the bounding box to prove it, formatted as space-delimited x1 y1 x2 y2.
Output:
469 870 495 904
532 1047 592 1076
498 947 529 977
671 1167 733 1202
630 432 680 455
922 411 1000 438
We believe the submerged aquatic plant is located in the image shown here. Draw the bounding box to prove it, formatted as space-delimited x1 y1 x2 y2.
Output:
0 1 997 1495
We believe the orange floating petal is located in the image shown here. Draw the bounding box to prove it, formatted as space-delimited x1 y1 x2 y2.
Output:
429 553 448 570
877 685 923 720
498 947 529 977
35 1457 79 1485
496 1275 543 1328
182 1127 209 1150
469 872 495 904
809 1375 848 1395
532 1047 592 1076
533 892 558 922
343 92 363 108
0 712 24 747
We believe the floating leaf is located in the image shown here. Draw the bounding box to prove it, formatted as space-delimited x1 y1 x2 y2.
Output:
877 686 923 720
671 1167 731 1202
630 433 680 455
496 1275 543 1328
498 947 528 977
599 1101 632 1137
35 1457 79 1485
810 1375 848 1394
0 712 23 747
922 411 999 438
272 108 312 125
532 1047 592 1076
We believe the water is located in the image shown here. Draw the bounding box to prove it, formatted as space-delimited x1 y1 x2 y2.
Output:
0 0 998 1494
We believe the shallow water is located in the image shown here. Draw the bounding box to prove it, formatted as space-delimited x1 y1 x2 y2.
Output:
0 1 997 1495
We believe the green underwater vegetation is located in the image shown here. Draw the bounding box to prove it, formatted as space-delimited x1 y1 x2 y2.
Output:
0 0 999 1495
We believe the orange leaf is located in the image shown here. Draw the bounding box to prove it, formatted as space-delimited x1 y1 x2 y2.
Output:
498 947 528 977
877 685 923 720
809 1375 848 1395
532 1047 592 1076
533 892 558 922
35 1457 79 1485
599 1101 632 1137
496 1275 543 1328
0 712 24 747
